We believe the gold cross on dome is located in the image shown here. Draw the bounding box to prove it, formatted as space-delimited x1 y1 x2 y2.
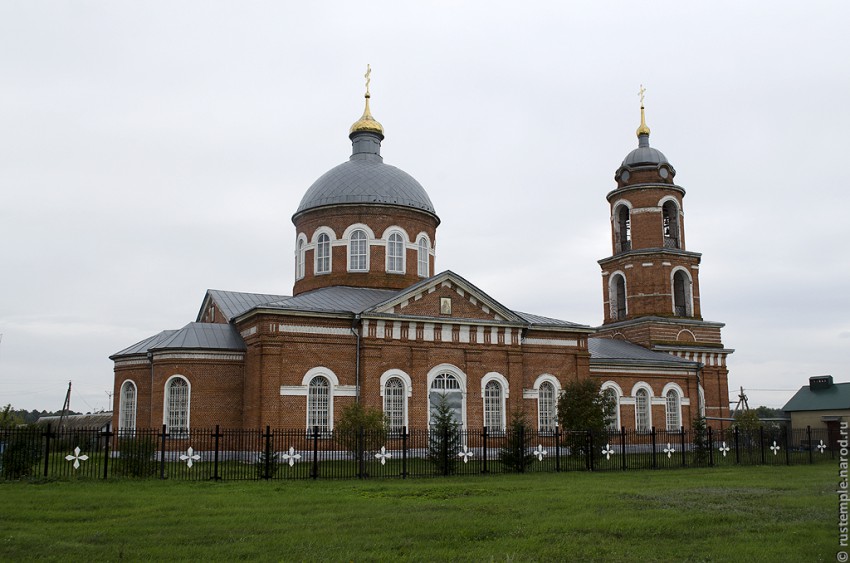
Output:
365 64 371 96
638 84 646 106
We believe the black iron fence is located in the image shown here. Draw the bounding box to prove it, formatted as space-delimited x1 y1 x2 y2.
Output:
0 424 838 481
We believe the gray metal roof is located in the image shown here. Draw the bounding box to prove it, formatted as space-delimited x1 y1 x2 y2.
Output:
206 289 288 321
262 286 400 315
622 134 669 167
152 322 246 352
783 382 850 412
589 338 698 366
514 310 590 329
110 329 178 358
295 153 437 217
37 412 113 429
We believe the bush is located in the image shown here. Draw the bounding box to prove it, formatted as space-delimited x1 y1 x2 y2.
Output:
1 430 43 479
499 409 535 473
691 416 710 465
333 402 388 458
117 436 158 477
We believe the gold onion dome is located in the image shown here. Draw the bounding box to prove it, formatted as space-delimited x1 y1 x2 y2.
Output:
349 64 384 137
636 104 651 137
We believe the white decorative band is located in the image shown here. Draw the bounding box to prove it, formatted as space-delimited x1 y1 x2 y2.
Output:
280 384 358 397
153 353 244 361
524 338 578 347
277 324 351 336
240 326 257 337
114 358 150 367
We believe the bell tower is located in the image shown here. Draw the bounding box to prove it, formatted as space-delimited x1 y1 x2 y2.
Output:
596 88 732 422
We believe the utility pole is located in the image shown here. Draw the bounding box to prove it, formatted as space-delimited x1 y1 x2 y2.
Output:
58 381 72 431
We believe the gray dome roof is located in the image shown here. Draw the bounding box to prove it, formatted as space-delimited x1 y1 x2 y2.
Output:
621 133 669 167
295 131 437 218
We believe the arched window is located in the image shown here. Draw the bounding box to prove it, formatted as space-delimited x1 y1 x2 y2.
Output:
673 270 691 317
616 205 631 253
296 239 306 279
538 381 557 433
635 388 650 432
429 372 462 426
119 380 137 435
387 232 404 273
164 376 190 437
315 233 331 274
662 201 680 249
603 387 619 431
307 376 331 432
483 381 504 432
383 377 406 434
610 273 627 321
348 229 368 272
666 389 681 431
417 236 429 278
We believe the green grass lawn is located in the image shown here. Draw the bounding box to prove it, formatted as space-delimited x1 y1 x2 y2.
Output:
0 464 837 561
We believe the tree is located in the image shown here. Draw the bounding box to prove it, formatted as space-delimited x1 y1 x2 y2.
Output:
691 415 711 465
333 402 387 458
557 379 616 434
499 408 535 473
0 404 24 429
428 394 461 475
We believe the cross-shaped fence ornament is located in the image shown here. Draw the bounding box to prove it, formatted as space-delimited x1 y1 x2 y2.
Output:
718 442 730 457
817 440 827 454
458 445 474 463
374 446 392 466
179 447 201 468
601 443 616 460
65 446 89 470
532 444 548 462
770 441 780 456
663 443 675 459
281 446 301 467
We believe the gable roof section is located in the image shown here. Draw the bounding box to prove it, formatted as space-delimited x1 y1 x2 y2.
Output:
110 329 178 358
199 289 289 322
366 270 527 324
783 382 850 412
514 310 591 330
152 322 246 352
258 286 400 316
589 338 699 368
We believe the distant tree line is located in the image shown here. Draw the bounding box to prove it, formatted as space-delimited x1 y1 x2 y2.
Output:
0 405 82 428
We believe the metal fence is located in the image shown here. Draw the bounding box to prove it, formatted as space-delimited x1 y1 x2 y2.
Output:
0 424 838 481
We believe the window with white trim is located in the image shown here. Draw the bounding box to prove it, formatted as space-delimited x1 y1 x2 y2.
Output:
616 205 631 253
417 236 429 278
538 381 557 433
387 232 404 273
429 372 462 426
483 381 503 432
662 201 680 249
611 274 626 321
349 229 368 272
165 376 189 437
635 388 650 432
666 389 681 431
383 377 406 434
307 376 330 432
296 239 305 279
673 270 691 317
604 387 619 432
119 380 137 435
316 233 331 274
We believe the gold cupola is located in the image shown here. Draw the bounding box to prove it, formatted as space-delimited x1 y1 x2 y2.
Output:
349 64 384 138
636 84 651 138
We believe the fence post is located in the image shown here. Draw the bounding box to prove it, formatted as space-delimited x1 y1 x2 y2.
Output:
42 423 53 478
651 427 657 469
263 425 272 480
807 426 813 464
311 426 319 480
159 424 168 480
482 426 488 474
708 426 714 467
680 425 686 468
620 426 626 471
555 426 561 473
212 425 221 481
734 425 740 465
759 426 766 465
102 425 113 480
402 427 408 479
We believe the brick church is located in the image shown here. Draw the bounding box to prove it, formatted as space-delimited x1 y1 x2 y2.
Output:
110 79 732 436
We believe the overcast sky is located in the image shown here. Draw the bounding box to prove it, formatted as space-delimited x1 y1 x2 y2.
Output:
1 2 848 413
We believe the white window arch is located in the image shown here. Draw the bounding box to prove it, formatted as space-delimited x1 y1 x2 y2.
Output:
295 234 307 280
481 372 509 432
671 267 694 317
631 382 653 432
609 272 627 321
119 380 137 435
315 233 331 275
427 364 467 429
533 374 560 433
386 231 405 274
600 381 622 431
348 229 368 272
164 375 190 437
612 200 632 253
661 198 681 249
380 370 412 433
665 388 681 431
301 367 340 433
417 235 430 278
